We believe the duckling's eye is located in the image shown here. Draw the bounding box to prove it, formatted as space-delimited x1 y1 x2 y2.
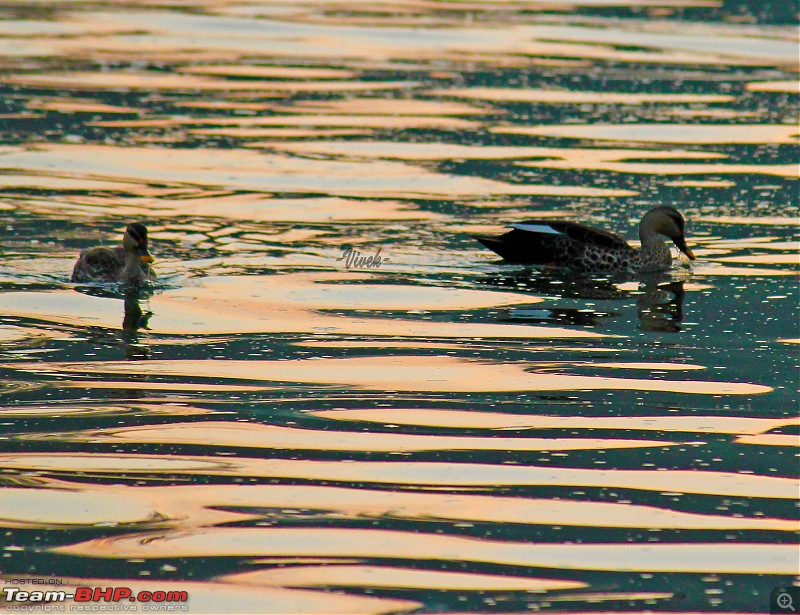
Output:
127 225 147 245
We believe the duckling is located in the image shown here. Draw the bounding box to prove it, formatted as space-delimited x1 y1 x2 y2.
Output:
473 206 695 272
71 223 156 284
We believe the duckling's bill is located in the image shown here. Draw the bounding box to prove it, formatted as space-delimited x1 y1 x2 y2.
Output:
137 246 154 264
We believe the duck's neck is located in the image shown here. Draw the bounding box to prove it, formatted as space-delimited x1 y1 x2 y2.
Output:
638 229 672 270
122 252 146 284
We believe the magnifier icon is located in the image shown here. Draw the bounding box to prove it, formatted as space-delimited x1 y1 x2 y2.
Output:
778 593 796 612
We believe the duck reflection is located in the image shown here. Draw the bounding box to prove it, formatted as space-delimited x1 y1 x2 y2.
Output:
479 268 686 332
122 288 152 359
73 285 152 358
481 267 629 300
636 276 685 333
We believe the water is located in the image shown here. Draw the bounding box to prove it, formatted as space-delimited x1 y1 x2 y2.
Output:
0 1 798 613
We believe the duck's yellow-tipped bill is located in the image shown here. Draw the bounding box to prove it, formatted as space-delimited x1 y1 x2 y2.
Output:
674 236 695 261
140 254 154 264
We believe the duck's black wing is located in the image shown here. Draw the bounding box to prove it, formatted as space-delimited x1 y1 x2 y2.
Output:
473 219 631 264
516 220 630 250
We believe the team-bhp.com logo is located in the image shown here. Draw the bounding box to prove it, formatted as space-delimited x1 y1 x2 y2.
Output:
3 586 188 611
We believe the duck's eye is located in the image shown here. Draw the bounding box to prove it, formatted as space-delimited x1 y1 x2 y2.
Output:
127 224 148 244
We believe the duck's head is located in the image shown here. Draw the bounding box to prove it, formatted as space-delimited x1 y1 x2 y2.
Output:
122 222 154 264
640 206 695 260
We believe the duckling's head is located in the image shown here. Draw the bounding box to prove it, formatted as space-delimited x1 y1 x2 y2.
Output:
640 206 695 260
122 222 154 264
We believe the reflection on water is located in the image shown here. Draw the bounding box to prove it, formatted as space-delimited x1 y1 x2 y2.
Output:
0 0 798 614
480 269 688 332
637 278 686 333
71 286 154 359
122 289 152 359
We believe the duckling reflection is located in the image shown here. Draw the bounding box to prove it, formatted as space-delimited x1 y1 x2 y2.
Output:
70 285 153 359
122 289 152 359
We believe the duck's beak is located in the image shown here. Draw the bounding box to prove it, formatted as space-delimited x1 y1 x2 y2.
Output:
137 246 154 264
674 236 696 260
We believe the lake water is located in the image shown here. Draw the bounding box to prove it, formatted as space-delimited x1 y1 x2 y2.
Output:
0 1 797 613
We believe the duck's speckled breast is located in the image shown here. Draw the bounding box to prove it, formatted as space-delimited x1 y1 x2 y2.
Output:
636 242 673 272
572 244 637 272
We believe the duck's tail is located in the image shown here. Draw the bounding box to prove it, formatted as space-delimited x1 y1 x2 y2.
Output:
472 232 555 264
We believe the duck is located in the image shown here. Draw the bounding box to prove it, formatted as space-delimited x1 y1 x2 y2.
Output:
472 206 695 272
71 222 156 284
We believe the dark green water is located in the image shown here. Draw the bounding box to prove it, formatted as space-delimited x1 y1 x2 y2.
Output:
0 1 797 614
